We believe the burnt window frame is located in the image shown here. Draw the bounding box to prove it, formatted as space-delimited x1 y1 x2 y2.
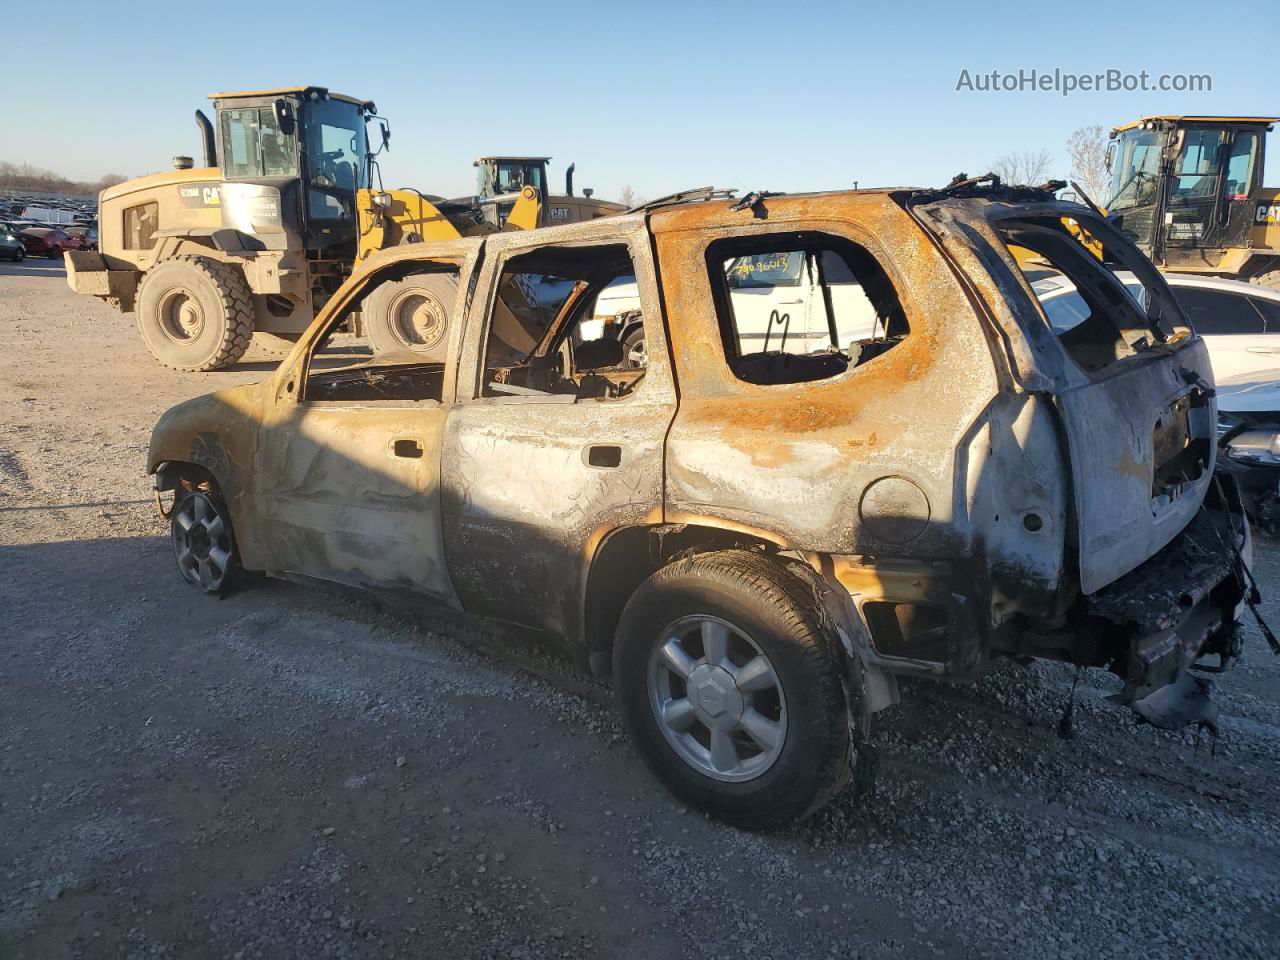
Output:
995 211 1191 378
296 258 465 405
473 241 651 404
704 229 911 386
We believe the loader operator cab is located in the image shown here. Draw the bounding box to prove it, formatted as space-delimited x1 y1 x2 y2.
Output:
208 86 378 253
474 156 550 227
1105 116 1274 268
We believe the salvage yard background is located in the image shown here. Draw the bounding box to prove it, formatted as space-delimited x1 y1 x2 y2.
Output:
2 259 1278 959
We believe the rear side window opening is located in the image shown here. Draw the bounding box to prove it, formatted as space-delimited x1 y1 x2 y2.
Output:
999 216 1189 375
706 231 910 386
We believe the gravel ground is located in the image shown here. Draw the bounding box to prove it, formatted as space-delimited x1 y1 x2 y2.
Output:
1 259 1278 960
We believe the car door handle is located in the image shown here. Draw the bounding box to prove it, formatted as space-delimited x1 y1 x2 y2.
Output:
585 444 622 468
392 438 423 459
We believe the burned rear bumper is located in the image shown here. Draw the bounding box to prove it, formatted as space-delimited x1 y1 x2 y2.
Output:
1084 479 1250 726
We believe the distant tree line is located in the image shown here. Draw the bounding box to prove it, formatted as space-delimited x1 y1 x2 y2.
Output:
0 161 129 197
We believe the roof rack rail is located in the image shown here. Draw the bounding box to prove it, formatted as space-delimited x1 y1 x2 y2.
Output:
912 172 1067 204
626 186 739 214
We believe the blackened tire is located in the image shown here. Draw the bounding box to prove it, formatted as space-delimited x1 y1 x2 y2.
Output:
363 273 457 359
136 257 253 371
12 246 23 262
614 550 851 829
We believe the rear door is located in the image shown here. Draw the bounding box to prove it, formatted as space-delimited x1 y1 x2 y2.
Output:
439 217 677 640
996 212 1215 594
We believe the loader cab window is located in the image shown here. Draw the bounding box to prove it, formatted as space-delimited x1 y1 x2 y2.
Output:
1173 129 1226 200
708 232 909 386
219 107 297 180
1223 132 1259 198
479 244 647 402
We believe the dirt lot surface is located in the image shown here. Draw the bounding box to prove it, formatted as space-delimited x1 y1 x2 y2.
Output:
2 258 1278 960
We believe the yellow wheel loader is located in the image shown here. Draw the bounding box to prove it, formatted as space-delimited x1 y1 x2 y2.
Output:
1104 115 1280 288
67 85 621 370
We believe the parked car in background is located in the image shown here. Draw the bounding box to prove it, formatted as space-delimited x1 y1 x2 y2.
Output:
1036 270 1280 530
0 223 26 261
63 225 98 251
20 226 79 259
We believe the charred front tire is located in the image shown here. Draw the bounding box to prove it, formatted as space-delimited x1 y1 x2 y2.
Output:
363 273 457 359
170 489 240 594
136 257 253 371
614 550 851 829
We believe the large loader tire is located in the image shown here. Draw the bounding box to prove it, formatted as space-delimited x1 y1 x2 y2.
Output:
135 257 253 371
363 273 457 359
251 331 303 358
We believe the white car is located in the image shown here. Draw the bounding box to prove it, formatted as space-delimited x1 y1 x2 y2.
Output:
1035 271 1280 416
586 252 887 367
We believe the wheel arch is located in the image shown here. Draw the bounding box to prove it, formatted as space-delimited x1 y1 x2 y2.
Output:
581 520 789 676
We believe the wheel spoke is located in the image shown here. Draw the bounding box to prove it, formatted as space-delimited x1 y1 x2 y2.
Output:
658 639 696 680
739 708 782 752
208 545 231 574
709 728 738 773
192 495 209 521
734 656 777 693
197 558 214 589
205 514 226 542
700 620 729 666
174 509 194 532
662 698 697 733
175 543 195 570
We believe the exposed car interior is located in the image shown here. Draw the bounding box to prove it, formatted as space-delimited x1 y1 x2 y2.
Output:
480 244 647 402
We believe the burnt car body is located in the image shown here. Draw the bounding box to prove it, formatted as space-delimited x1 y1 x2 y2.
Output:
149 185 1252 828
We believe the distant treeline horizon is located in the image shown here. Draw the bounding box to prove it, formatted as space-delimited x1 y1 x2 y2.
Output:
0 161 129 199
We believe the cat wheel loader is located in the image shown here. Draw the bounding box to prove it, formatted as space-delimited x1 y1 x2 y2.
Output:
1104 115 1280 288
66 86 622 370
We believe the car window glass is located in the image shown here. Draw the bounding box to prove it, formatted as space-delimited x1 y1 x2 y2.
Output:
707 232 909 386
479 244 647 402
1172 286 1266 335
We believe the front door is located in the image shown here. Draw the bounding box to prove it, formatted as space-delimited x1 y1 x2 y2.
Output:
253 255 476 602
440 222 677 639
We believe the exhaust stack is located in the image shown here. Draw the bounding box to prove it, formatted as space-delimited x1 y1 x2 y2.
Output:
194 110 217 169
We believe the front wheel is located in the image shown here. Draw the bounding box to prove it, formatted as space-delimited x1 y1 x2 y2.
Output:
12 246 24 262
171 489 240 594
614 550 851 829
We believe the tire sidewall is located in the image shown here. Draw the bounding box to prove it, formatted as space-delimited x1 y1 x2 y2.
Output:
615 560 848 826
137 259 240 370
364 274 457 359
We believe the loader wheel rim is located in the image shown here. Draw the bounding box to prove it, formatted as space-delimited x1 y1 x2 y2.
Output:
647 614 787 783
389 290 447 350
157 288 205 343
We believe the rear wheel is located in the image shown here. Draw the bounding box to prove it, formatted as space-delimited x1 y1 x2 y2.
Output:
135 257 253 371
171 489 240 594
11 246 23 262
363 273 457 359
614 550 851 829
620 325 647 368
46 247 61 260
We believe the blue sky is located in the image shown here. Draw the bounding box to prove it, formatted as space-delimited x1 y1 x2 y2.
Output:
2 0 1274 201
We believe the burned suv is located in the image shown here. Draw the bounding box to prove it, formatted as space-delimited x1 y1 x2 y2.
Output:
149 181 1251 828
